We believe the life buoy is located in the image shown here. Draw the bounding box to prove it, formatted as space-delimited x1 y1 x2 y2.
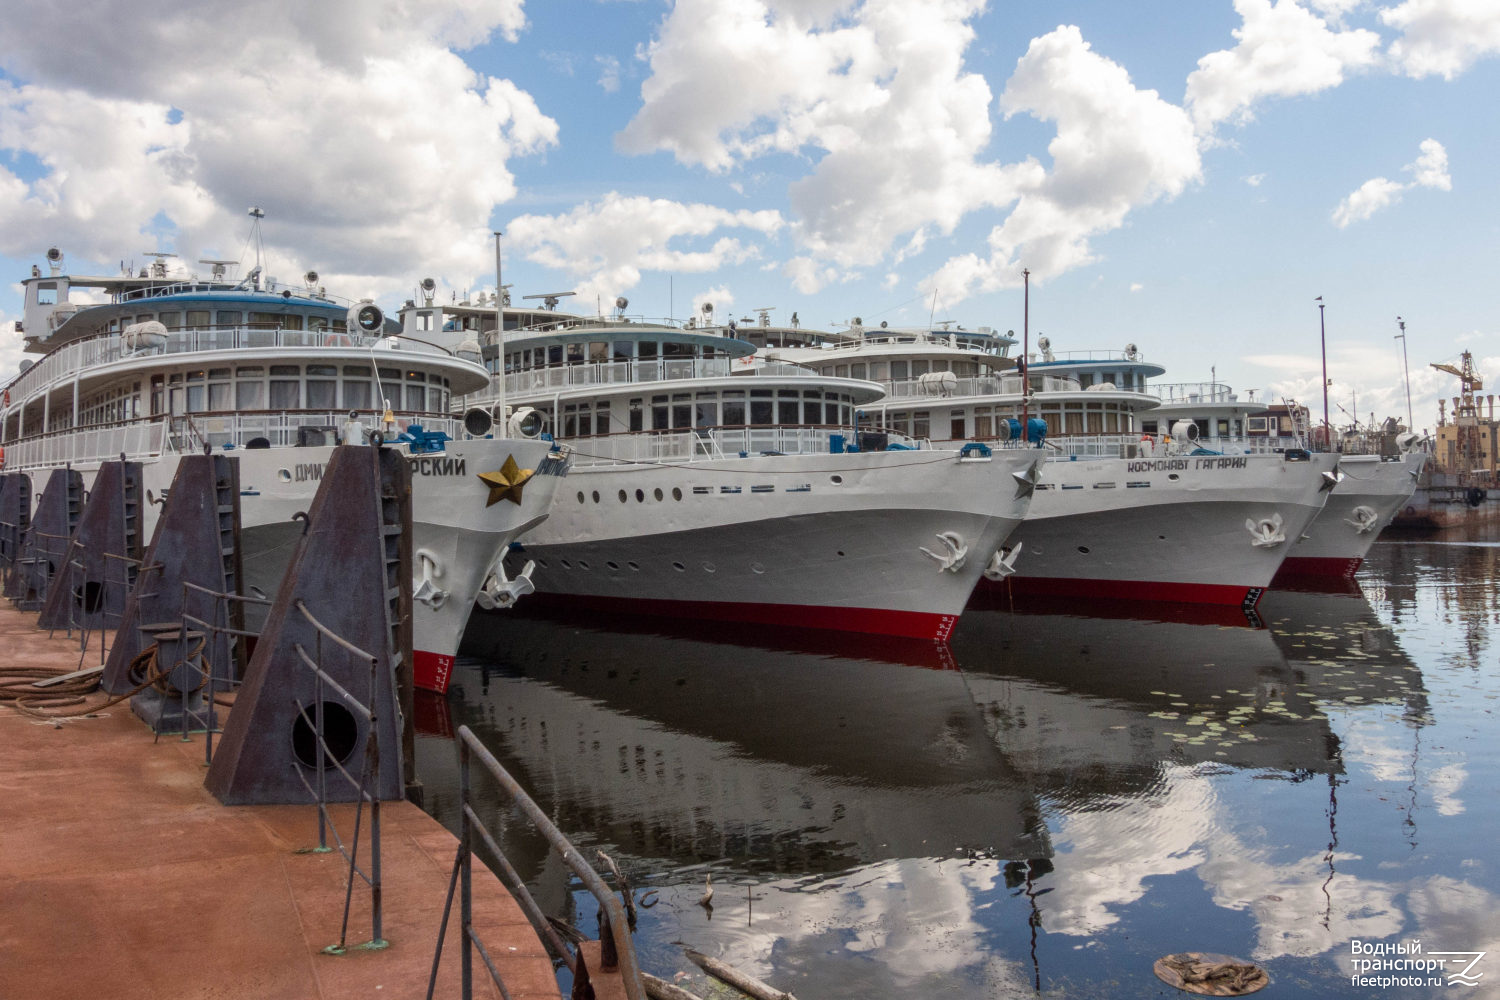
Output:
2 389 9 407
0 446 6 469
328 333 353 347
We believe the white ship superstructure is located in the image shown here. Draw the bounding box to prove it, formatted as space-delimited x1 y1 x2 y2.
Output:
3 243 567 692
773 325 1337 609
418 302 1039 641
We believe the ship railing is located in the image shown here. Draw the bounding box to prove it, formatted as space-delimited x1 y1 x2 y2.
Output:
1144 381 1243 404
427 724 645 1000
875 372 1086 399
501 356 735 394
3 411 462 470
565 426 847 466
741 360 824 378
2 327 458 403
2 419 167 471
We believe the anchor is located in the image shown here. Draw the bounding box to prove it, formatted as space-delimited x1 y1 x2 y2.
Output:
919 531 969 573
475 557 536 610
1245 512 1286 548
983 543 1024 581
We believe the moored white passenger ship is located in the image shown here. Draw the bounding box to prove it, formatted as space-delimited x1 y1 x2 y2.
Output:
3 247 567 692
405 299 1040 641
771 324 1339 609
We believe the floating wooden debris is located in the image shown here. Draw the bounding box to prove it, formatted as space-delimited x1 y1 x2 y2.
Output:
642 971 704 1000
1153 952 1269 995
685 949 798 1000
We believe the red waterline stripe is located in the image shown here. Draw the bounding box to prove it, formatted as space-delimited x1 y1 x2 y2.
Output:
526 592 959 641
1273 555 1362 581
413 649 456 695
978 574 1264 608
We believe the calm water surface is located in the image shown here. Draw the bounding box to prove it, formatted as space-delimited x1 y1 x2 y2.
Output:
416 526 1500 998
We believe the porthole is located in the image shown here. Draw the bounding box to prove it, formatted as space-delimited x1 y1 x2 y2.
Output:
627 561 640 571
654 488 664 501
702 561 716 573
1168 474 1180 482
672 561 686 572
576 491 585 504
618 490 627 503
830 475 843 485
536 558 550 569
578 560 590 570
750 562 765 574
1077 546 1090 554
560 558 573 569
635 489 645 503
837 551 845 557
278 469 292 482
672 487 682 501
606 561 620 571
592 490 600 503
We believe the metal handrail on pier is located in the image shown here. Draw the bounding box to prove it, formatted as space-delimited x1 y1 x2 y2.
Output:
287 597 389 954
427 724 645 1000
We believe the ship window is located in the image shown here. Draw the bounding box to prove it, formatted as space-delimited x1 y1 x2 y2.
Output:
722 392 745 426
628 398 644 432
663 341 690 358
911 360 929 377
186 384 205 412
158 311 182 329
270 377 300 410
912 411 930 438
185 310 210 329
776 391 798 424
891 361 908 380
750 392 773 425
404 370 425 382
404 384 424 411
651 395 668 429
950 412 965 438
975 407 993 438
871 361 889 381
208 381 231 410
35 283 56 305
672 394 691 428
638 341 658 360
695 395 717 428
851 363 867 379
836 364 849 377
307 376 337 410
590 341 608 362
613 340 633 361
566 343 584 364
825 400 839 424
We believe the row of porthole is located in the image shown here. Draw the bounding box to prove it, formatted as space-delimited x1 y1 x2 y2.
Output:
577 487 684 504
537 555 772 575
574 474 848 507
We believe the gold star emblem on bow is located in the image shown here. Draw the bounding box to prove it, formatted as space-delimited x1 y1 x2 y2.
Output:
477 454 535 507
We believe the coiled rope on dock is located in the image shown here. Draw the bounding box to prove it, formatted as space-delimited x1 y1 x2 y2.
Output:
0 635 211 721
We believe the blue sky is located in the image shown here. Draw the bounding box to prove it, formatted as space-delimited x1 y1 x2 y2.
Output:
2 0 1497 434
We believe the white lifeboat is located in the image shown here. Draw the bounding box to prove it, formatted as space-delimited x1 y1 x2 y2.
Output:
122 320 168 352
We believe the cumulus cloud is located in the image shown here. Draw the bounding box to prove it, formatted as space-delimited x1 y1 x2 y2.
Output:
597 55 622 93
1331 138 1450 227
505 192 783 310
619 0 1033 273
920 26 1200 301
0 0 550 299
1332 176 1406 227
1382 0 1500 80
1185 0 1381 134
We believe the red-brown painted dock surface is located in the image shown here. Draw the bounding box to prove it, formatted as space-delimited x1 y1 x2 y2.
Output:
0 607 574 1000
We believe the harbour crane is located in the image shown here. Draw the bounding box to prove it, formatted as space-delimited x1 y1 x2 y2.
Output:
1429 351 1486 483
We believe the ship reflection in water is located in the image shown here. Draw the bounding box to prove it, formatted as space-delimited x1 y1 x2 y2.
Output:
415 536 1499 1000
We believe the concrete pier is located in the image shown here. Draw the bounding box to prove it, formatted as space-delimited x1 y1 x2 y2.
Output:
0 606 563 1000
